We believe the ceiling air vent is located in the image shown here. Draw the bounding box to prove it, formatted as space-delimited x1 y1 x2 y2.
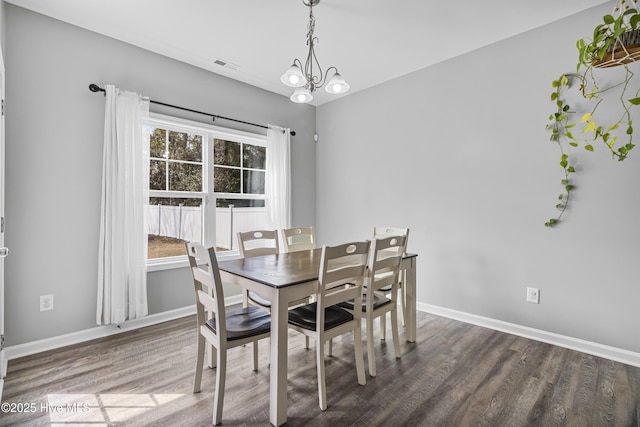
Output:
213 58 238 71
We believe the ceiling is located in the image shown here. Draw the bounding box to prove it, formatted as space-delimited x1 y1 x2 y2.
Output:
7 0 612 106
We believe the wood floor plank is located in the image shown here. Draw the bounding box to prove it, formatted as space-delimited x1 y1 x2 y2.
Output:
2 312 640 427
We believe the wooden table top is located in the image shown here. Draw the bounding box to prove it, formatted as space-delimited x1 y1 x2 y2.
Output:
218 249 322 288
218 248 416 289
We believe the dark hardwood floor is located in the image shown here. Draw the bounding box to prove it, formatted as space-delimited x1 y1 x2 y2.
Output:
2 311 639 426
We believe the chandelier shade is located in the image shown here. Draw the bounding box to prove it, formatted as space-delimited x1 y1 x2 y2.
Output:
291 87 313 103
280 0 349 103
280 63 306 87
325 72 350 94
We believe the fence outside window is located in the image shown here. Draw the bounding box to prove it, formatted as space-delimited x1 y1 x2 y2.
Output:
146 204 270 256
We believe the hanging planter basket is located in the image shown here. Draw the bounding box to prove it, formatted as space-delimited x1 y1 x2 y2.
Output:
593 28 640 68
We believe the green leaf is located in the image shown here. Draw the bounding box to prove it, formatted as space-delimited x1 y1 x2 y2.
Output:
628 97 640 105
569 142 578 147
603 14 615 24
551 92 558 101
627 126 634 135
585 144 594 152
631 14 640 28
552 80 559 88
568 166 576 172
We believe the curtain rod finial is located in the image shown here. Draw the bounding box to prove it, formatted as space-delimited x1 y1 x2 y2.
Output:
89 83 105 93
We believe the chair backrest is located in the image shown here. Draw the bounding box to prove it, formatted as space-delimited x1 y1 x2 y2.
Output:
373 227 409 254
185 242 227 344
281 226 316 253
237 230 279 258
366 235 408 298
317 241 370 318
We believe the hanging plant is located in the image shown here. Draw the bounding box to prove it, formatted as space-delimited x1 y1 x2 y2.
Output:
545 0 640 227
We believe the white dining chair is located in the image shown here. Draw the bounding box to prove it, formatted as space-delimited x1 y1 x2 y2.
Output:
238 229 310 348
287 241 370 410
237 230 280 308
281 226 316 253
339 234 407 376
186 242 271 426
372 226 410 338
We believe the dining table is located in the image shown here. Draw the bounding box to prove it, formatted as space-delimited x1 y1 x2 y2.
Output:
218 248 418 426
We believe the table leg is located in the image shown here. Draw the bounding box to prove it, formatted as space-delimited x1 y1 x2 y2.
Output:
405 258 417 343
270 291 289 426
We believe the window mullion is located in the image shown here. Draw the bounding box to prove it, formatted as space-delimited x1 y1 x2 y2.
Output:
164 129 170 192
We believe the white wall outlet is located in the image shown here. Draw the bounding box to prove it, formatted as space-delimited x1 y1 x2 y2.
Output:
40 294 54 311
526 287 540 304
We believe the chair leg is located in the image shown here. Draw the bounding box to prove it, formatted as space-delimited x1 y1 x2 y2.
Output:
316 335 328 411
328 338 333 356
390 308 401 359
193 334 205 393
380 314 386 341
399 278 406 327
305 336 310 349
253 341 259 371
366 315 377 377
354 323 366 386
212 347 227 426
242 289 249 308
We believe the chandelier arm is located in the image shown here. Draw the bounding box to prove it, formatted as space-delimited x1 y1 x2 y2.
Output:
316 66 339 89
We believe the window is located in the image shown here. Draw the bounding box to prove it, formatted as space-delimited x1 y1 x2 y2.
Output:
146 114 270 264
214 139 266 207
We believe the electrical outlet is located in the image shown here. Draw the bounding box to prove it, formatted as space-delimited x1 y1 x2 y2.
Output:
40 294 54 312
526 287 540 304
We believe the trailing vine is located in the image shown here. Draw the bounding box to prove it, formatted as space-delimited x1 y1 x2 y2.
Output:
545 5 640 227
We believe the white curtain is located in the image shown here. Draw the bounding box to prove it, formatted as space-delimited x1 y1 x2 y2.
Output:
265 125 291 230
97 85 150 325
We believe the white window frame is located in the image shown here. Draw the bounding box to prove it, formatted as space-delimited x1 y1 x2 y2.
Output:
146 113 267 271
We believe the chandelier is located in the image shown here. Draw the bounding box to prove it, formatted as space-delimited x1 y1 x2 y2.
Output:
280 0 350 103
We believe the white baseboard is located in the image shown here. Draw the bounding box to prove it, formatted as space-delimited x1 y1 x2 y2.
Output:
9 298 636 369
419 303 640 368
4 294 243 362
5 306 196 361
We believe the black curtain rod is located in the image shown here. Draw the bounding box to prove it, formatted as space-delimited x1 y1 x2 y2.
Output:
89 84 295 136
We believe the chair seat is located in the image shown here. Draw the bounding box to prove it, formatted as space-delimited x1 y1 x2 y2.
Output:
337 293 391 312
248 291 271 307
288 302 353 331
206 306 271 341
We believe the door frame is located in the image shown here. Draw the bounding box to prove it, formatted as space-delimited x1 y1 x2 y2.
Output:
0 47 7 397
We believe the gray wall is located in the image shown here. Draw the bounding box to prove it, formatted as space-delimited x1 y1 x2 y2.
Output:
1 2 5 55
5 2 640 356
3 4 316 346
316 3 640 353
